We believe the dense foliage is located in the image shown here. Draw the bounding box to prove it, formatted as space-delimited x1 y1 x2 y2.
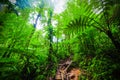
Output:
0 0 120 80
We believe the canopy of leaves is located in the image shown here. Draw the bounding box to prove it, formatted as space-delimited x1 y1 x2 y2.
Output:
0 0 120 80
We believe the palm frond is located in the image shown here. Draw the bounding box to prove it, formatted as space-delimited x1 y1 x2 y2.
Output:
66 0 120 34
67 14 104 33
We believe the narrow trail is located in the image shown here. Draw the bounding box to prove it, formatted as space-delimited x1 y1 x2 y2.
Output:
54 58 81 80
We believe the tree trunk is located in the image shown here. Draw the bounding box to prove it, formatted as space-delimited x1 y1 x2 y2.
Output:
106 30 120 51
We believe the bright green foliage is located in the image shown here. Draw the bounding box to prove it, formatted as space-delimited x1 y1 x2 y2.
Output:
54 0 120 79
0 0 120 80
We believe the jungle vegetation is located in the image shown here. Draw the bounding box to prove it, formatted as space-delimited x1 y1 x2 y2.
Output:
0 0 120 80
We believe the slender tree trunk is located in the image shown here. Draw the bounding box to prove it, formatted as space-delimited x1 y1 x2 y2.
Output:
106 30 120 51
